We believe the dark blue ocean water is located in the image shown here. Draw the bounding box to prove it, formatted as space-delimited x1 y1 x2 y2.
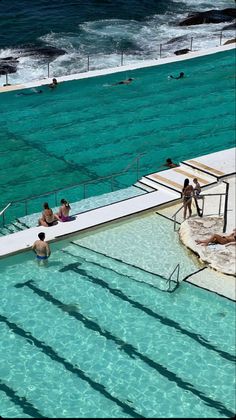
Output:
0 0 183 48
0 0 234 83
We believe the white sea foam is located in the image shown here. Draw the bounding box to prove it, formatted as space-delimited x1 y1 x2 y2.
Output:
0 0 234 85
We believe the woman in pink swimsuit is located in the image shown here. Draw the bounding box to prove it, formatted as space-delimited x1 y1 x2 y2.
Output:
55 199 71 222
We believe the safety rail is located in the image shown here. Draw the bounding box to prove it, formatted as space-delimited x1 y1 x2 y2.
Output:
0 203 11 226
172 186 229 232
1 32 228 86
0 153 145 227
166 263 180 292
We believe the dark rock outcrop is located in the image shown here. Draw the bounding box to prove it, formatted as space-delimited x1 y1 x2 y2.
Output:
0 57 19 75
174 48 190 55
179 8 236 26
0 45 66 75
17 45 66 60
223 38 236 45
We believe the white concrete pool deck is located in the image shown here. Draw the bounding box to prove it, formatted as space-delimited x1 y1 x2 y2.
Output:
0 43 235 93
0 147 235 255
0 188 180 258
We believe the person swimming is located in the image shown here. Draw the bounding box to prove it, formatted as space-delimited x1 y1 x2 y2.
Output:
169 72 185 80
17 88 43 96
49 78 58 89
112 78 134 86
163 158 178 168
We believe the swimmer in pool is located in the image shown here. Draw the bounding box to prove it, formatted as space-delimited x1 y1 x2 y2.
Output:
32 232 51 264
17 88 43 96
169 72 185 80
112 78 134 86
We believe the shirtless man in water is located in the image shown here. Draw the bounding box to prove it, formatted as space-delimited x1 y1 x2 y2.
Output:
195 229 236 246
32 232 51 263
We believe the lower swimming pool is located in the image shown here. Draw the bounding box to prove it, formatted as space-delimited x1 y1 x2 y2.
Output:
0 213 235 418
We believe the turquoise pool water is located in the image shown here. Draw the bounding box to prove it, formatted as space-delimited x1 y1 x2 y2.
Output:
0 213 235 418
0 49 235 210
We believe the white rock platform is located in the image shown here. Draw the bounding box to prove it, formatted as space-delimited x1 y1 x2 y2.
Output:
179 216 236 276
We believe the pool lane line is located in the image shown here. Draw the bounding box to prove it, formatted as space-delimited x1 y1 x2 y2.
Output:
0 313 142 419
62 248 169 292
64 246 235 363
70 241 171 281
13 281 235 418
0 380 45 418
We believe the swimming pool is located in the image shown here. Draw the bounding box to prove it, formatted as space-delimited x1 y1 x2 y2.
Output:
0 49 235 212
0 213 235 418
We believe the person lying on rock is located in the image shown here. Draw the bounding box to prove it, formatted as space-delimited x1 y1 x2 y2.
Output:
195 229 236 246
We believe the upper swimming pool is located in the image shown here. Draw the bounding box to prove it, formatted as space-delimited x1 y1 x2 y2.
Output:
0 48 235 209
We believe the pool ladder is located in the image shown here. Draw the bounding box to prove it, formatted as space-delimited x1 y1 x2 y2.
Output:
166 263 180 292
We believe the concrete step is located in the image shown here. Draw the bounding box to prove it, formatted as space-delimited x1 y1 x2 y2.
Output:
0 219 29 237
182 147 235 179
147 164 216 193
139 176 182 195
134 181 155 193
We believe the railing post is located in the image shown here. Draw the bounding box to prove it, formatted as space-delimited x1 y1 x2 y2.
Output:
47 62 50 78
223 182 229 233
159 44 162 58
201 196 205 216
219 32 223 46
87 55 90 72
218 194 222 215
121 51 124 66
136 157 140 181
111 176 114 191
190 37 193 51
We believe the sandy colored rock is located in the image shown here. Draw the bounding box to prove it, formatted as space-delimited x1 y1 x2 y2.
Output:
179 216 236 276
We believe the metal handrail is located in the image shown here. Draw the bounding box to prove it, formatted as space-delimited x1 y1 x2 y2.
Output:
172 191 227 231
222 181 229 233
166 263 180 292
1 153 145 224
2 33 225 85
172 196 192 231
0 203 11 225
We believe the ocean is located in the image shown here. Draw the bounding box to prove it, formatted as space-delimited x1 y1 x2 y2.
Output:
0 0 234 84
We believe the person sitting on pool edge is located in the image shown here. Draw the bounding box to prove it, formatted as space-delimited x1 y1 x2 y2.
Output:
169 72 185 80
32 232 51 263
55 199 71 222
195 229 236 246
38 202 57 227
